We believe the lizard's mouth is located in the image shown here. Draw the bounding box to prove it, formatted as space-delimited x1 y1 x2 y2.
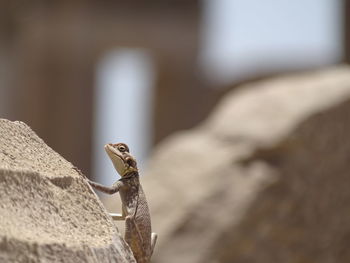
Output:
104 144 137 176
104 144 128 176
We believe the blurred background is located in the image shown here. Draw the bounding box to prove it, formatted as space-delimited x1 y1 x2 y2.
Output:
0 0 347 185
1 1 350 262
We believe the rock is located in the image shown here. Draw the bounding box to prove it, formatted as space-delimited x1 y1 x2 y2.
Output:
142 66 350 263
0 119 136 263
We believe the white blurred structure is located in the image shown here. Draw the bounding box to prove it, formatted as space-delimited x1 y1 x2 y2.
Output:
94 49 155 185
201 0 343 85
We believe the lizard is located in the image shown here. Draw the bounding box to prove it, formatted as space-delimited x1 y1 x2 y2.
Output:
86 143 157 263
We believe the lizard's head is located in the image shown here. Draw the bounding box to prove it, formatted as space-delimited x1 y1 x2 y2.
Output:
104 143 138 177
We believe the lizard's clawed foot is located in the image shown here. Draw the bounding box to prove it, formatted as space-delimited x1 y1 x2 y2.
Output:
151 232 157 256
110 213 125 220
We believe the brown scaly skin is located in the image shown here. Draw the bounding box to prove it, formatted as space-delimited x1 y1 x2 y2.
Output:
87 143 157 263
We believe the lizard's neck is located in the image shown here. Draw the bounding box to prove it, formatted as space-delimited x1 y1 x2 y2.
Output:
120 171 140 188
120 171 139 180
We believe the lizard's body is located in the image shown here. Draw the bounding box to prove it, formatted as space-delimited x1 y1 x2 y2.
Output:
87 143 157 263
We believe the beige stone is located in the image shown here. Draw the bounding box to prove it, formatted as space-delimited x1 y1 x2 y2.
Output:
0 119 135 262
142 66 350 263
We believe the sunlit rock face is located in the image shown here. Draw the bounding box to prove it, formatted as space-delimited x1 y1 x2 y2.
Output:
143 66 350 263
0 119 136 263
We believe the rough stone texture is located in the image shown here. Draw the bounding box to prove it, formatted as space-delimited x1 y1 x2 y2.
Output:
142 66 350 263
0 119 136 263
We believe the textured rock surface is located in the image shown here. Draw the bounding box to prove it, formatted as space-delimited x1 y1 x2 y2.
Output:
142 66 350 263
0 119 136 262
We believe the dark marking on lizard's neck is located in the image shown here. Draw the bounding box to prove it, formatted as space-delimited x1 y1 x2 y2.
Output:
119 171 139 181
119 171 140 190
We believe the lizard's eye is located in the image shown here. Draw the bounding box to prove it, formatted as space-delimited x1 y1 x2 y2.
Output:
118 145 126 152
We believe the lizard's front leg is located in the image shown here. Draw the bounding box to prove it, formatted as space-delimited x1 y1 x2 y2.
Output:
87 180 121 195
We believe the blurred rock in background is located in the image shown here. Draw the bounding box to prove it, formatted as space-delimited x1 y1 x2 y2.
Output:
138 66 350 263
